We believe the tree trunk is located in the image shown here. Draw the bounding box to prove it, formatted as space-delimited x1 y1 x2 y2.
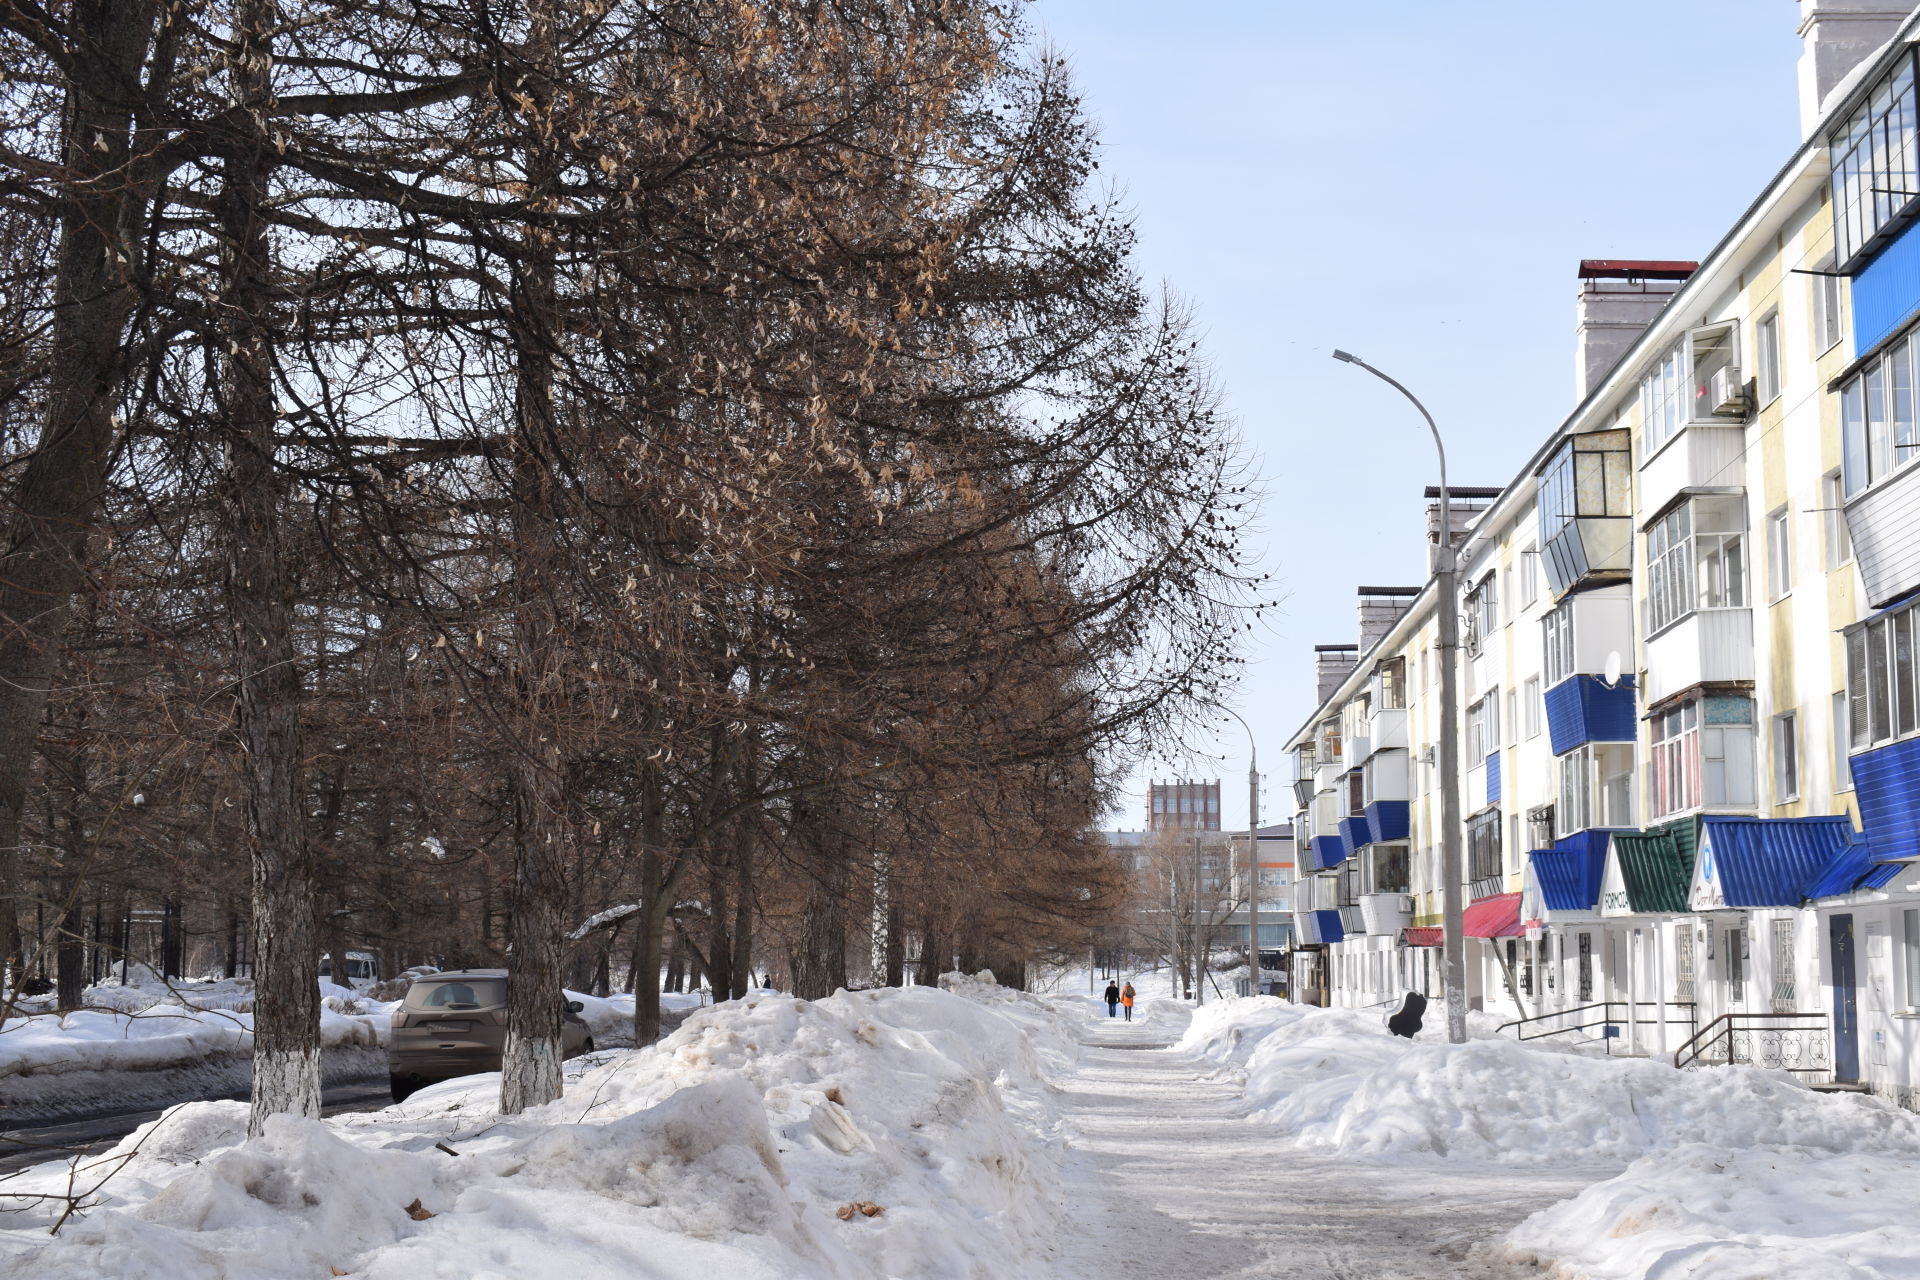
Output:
497 0 570 1117
633 855 666 1043
705 855 732 1006
0 0 161 1020
219 0 320 1135
54 878 84 1012
884 898 905 988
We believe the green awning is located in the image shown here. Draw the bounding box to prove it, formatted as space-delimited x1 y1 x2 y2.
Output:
1607 818 1698 913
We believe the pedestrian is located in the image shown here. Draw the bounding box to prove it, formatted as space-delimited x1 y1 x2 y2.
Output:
1103 980 1121 1018
1121 981 1136 1022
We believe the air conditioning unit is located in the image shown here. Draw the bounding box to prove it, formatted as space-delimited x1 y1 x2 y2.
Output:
1705 365 1749 418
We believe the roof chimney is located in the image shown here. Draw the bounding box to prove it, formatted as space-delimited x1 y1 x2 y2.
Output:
1356 586 1419 652
1798 2 1908 137
1314 644 1358 704
1424 486 1503 570
1574 261 1693 401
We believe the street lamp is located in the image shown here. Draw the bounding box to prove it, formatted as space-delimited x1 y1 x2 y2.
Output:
1331 349 1467 1045
1217 705 1261 996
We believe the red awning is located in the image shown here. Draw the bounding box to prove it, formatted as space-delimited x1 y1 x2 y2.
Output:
1401 926 1443 948
1463 892 1524 938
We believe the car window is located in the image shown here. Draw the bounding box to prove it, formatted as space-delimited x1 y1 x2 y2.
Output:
406 979 505 1010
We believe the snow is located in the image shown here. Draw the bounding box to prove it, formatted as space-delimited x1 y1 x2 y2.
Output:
0 973 1079 1280
1175 997 1920 1165
1504 1144 1920 1278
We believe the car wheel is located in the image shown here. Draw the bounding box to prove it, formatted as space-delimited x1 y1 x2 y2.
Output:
390 1074 419 1104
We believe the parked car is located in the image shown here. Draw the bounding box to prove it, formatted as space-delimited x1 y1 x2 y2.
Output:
319 949 381 991
387 969 593 1102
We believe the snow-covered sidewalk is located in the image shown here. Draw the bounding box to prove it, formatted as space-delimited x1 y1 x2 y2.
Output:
1051 1001 1597 1278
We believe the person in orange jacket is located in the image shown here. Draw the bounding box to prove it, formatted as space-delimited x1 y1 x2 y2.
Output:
1120 981 1136 1021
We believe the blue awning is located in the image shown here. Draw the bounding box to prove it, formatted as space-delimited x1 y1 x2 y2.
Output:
1697 816 1862 907
1805 833 1902 900
1529 830 1612 912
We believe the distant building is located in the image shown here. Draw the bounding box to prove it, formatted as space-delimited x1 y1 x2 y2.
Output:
1149 778 1221 831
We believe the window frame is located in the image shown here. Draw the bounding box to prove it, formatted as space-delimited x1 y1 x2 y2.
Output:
1767 506 1792 601
1823 470 1854 569
1755 310 1781 404
1523 675 1542 739
1845 600 1920 752
1772 709 1800 803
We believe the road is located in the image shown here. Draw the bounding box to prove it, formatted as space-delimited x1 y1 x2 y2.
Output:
1050 1008 1611 1279
0 1075 393 1175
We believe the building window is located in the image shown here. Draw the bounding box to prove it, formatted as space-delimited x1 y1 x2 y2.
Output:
1376 657 1407 711
1543 603 1575 686
1362 845 1408 895
1755 311 1781 403
1524 675 1542 738
1725 926 1746 1005
1835 690 1854 790
1773 710 1799 802
1641 342 1686 453
1577 932 1593 1002
1816 267 1845 353
1467 809 1503 882
1506 689 1517 746
1559 743 1636 833
1466 692 1500 764
1767 507 1792 601
1465 574 1498 656
1651 695 1757 817
1527 803 1555 848
1904 909 1920 1010
1840 329 1920 497
1846 601 1920 750
1829 51 1919 265
1646 494 1747 636
1520 547 1540 609
1823 471 1853 569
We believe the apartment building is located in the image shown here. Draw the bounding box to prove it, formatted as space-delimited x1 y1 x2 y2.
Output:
1282 1 1920 1104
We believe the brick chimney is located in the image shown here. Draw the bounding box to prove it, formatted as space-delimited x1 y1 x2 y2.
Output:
1798 2 1908 137
1574 261 1694 401
1314 644 1358 705
1356 586 1419 652
1424 486 1503 571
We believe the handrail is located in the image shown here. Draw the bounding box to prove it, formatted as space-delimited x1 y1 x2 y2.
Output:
1673 1010 1827 1073
1496 1000 1697 1043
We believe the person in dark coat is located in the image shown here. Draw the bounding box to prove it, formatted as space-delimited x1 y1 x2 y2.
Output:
1103 981 1121 1018
1387 991 1427 1039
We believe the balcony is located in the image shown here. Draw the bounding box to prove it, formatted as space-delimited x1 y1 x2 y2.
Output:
1845 463 1920 609
1358 893 1414 935
1644 609 1754 705
1545 674 1637 755
1538 429 1633 598
1364 707 1408 757
1639 424 1747 522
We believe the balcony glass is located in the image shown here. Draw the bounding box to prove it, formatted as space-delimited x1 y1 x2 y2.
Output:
1538 429 1632 596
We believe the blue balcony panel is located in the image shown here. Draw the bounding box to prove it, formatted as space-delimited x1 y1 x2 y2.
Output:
1338 814 1372 853
1853 736 1920 868
1363 800 1410 845
1855 217 1920 353
1545 674 1637 757
1485 751 1502 805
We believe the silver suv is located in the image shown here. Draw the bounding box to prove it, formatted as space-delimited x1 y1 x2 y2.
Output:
388 969 593 1102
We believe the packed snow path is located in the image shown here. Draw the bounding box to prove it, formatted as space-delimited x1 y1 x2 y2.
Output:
1053 1006 1598 1279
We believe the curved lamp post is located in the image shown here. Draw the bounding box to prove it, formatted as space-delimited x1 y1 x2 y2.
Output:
1331 350 1468 1045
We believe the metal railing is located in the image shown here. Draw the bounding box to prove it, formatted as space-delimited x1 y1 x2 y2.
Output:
1495 1001 1697 1052
1673 1011 1831 1079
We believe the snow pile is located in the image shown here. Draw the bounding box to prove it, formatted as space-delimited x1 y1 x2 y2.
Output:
1179 999 1920 1166
0 975 1078 1280
1505 1144 1920 1279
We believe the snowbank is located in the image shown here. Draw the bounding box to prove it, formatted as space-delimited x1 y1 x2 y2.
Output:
1505 1143 1920 1279
0 974 1079 1280
1178 999 1920 1166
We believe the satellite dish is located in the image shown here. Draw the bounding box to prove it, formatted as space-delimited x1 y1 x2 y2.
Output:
1603 650 1623 686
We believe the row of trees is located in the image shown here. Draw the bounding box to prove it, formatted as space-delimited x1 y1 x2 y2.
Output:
0 0 1253 1130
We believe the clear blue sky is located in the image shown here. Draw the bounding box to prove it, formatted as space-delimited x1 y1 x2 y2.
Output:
1026 1 1808 830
